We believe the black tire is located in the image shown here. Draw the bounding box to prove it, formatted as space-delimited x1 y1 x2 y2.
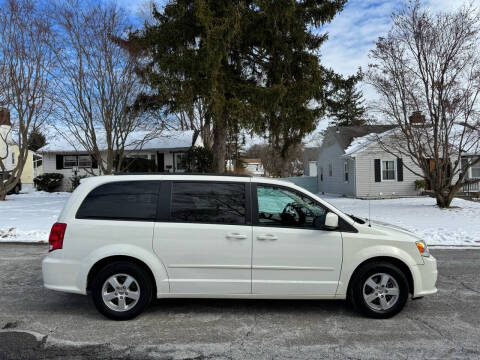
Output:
91 261 153 320
13 185 20 194
349 262 409 319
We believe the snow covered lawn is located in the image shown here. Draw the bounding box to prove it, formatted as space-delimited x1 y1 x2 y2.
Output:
1 190 479 246
323 195 480 246
0 191 70 242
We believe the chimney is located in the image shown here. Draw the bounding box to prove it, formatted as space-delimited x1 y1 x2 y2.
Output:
409 111 425 127
0 108 11 126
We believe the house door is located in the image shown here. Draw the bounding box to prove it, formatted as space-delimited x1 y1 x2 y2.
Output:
157 152 164 172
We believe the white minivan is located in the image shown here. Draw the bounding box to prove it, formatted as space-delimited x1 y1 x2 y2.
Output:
42 174 437 320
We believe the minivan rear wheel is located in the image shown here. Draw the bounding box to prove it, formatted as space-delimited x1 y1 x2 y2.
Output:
91 261 153 320
349 262 409 319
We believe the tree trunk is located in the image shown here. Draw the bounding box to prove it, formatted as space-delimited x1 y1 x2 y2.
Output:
279 159 290 178
212 118 226 173
0 191 6 201
435 191 453 208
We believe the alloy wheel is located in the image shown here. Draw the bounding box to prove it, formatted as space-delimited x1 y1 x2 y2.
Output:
101 273 140 312
362 272 400 311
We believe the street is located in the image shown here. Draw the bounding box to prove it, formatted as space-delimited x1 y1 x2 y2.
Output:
0 244 479 359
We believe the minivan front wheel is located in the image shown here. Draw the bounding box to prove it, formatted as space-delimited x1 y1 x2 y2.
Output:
350 262 409 318
91 262 152 320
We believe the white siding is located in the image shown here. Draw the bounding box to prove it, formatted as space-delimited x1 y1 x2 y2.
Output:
0 125 13 171
353 144 422 198
308 161 317 177
42 153 101 192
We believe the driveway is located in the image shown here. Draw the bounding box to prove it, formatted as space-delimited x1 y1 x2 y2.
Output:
0 244 479 359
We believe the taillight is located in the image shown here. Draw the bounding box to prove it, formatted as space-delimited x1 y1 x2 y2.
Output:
49 223 67 252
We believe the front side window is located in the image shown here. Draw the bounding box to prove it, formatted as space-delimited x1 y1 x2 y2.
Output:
256 185 327 229
64 155 77 168
171 182 246 224
76 181 159 221
78 155 92 168
382 160 395 180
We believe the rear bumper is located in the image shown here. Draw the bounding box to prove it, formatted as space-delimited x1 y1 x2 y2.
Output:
413 255 438 298
42 253 86 295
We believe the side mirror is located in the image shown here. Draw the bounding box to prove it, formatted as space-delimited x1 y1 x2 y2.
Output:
324 212 339 230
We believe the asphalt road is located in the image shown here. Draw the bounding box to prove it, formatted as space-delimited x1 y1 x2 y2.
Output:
0 244 479 360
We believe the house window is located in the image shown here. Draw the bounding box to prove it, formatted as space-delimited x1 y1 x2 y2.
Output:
328 163 332 177
63 155 77 168
78 155 92 168
382 160 395 180
344 161 349 182
174 152 186 172
320 167 323 182
11 152 15 165
471 162 480 179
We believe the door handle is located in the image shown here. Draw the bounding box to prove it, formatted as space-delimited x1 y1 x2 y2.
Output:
256 234 278 241
226 233 247 240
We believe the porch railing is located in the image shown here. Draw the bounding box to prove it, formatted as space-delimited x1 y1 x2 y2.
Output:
462 181 480 193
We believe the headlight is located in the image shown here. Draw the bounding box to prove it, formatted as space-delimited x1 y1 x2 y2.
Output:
416 240 430 257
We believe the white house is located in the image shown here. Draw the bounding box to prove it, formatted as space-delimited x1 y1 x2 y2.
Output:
242 158 265 176
0 108 15 171
317 125 425 198
317 125 480 199
39 130 203 191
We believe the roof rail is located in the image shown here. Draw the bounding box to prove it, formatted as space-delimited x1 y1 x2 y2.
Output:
113 172 252 177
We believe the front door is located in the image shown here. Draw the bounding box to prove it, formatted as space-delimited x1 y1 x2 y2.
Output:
153 180 252 294
252 184 343 296
157 152 164 172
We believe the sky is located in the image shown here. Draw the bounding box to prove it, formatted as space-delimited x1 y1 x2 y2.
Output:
114 0 466 100
111 0 468 144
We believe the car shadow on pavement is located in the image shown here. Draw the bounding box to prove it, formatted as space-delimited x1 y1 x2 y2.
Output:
148 297 360 318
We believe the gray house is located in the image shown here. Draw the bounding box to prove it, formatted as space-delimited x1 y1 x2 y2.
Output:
317 126 426 198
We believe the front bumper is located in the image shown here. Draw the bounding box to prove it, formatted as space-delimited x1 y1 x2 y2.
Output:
413 255 438 298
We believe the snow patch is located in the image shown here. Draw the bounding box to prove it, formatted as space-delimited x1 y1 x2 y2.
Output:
0 191 70 243
344 129 394 156
322 195 480 246
1 190 480 246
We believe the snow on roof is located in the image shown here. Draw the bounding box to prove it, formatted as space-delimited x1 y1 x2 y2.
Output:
344 129 394 156
40 130 196 153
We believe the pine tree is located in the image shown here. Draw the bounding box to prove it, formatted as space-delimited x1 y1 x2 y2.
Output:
327 71 366 127
127 0 346 173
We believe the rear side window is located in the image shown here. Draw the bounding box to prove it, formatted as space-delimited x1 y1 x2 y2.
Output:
171 182 246 225
76 181 159 221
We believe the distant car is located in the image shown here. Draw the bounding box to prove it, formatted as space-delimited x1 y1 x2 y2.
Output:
0 172 21 195
42 174 437 320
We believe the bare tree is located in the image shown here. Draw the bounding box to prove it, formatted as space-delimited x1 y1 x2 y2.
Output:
50 0 161 174
368 1 480 208
0 0 54 200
